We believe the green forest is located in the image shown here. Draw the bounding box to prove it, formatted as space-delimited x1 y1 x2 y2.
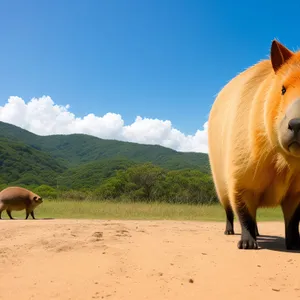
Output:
0 121 217 204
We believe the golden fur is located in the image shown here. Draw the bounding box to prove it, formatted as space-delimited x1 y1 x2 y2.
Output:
208 40 300 249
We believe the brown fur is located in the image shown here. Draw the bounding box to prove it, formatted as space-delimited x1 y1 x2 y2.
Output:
208 40 300 250
0 186 43 220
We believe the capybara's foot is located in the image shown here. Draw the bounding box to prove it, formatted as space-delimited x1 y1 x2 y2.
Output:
285 230 300 250
235 200 258 249
237 237 258 249
286 239 300 250
224 229 234 235
224 216 234 235
224 206 234 235
282 203 300 250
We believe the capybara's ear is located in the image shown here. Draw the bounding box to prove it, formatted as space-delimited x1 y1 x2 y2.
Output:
271 40 294 73
33 196 37 201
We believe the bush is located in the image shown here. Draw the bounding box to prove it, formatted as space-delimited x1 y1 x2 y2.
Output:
32 185 58 199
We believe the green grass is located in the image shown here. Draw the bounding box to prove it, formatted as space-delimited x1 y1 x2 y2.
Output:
3 199 285 221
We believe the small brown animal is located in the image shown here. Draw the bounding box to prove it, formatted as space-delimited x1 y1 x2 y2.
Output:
0 186 43 220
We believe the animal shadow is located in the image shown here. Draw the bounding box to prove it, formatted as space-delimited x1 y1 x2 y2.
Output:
257 234 300 253
25 217 55 221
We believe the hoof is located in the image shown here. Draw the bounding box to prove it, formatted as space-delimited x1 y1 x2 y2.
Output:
237 238 258 249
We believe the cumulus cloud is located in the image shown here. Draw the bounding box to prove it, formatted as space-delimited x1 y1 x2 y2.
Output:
0 96 208 153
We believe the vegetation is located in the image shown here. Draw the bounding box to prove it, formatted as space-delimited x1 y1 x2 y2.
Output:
0 162 217 204
4 200 284 221
0 121 210 172
0 121 216 205
0 137 66 186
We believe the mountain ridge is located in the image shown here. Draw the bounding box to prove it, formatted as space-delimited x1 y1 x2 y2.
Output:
0 121 210 188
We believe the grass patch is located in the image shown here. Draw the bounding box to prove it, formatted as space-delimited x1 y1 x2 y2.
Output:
2 199 285 222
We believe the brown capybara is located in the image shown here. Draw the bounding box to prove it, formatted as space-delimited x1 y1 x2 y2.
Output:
208 39 300 250
0 186 43 220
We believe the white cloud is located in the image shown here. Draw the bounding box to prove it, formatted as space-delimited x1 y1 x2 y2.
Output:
0 95 208 153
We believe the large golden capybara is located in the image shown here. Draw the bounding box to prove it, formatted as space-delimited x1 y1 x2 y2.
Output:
0 186 43 220
208 40 300 250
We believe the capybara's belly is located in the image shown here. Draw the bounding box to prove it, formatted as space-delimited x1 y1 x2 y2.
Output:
6 203 27 211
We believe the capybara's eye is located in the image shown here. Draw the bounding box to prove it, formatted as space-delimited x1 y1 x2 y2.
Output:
282 85 286 95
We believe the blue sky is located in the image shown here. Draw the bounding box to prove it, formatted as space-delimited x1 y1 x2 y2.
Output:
0 0 300 152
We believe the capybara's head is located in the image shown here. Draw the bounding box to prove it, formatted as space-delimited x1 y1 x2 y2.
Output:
32 195 43 206
268 40 300 158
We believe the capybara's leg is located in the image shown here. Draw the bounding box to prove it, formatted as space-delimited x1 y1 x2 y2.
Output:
234 191 258 249
30 210 36 219
217 193 234 235
281 198 300 250
6 210 14 220
224 204 234 235
25 209 30 220
0 204 5 219
0 208 4 220
255 221 260 237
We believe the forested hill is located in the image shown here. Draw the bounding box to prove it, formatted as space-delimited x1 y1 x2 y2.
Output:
0 121 211 190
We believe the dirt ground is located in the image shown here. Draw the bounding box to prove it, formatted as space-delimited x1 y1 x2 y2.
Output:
0 219 299 300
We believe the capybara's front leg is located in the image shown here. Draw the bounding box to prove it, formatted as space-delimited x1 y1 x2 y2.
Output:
234 192 258 249
281 199 300 250
30 210 36 219
6 210 14 220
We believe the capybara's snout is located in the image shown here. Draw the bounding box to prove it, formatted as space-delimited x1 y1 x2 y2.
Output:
34 196 43 204
279 98 300 156
288 118 300 133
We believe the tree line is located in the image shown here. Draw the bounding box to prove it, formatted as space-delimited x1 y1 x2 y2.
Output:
0 162 218 205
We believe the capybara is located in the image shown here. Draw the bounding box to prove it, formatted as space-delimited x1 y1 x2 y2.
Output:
0 186 43 220
208 39 300 250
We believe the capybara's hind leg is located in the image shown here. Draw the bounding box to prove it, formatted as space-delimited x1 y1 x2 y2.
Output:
234 191 258 249
0 204 5 219
217 193 235 235
281 198 300 250
6 210 14 220
0 205 5 220
224 204 234 235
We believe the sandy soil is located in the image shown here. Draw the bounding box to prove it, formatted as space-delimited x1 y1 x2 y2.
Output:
0 219 299 300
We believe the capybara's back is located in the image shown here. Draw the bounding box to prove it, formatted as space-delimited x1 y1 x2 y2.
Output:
0 186 43 219
208 59 272 202
208 40 300 250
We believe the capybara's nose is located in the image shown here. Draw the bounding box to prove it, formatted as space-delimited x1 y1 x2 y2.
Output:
288 118 300 134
